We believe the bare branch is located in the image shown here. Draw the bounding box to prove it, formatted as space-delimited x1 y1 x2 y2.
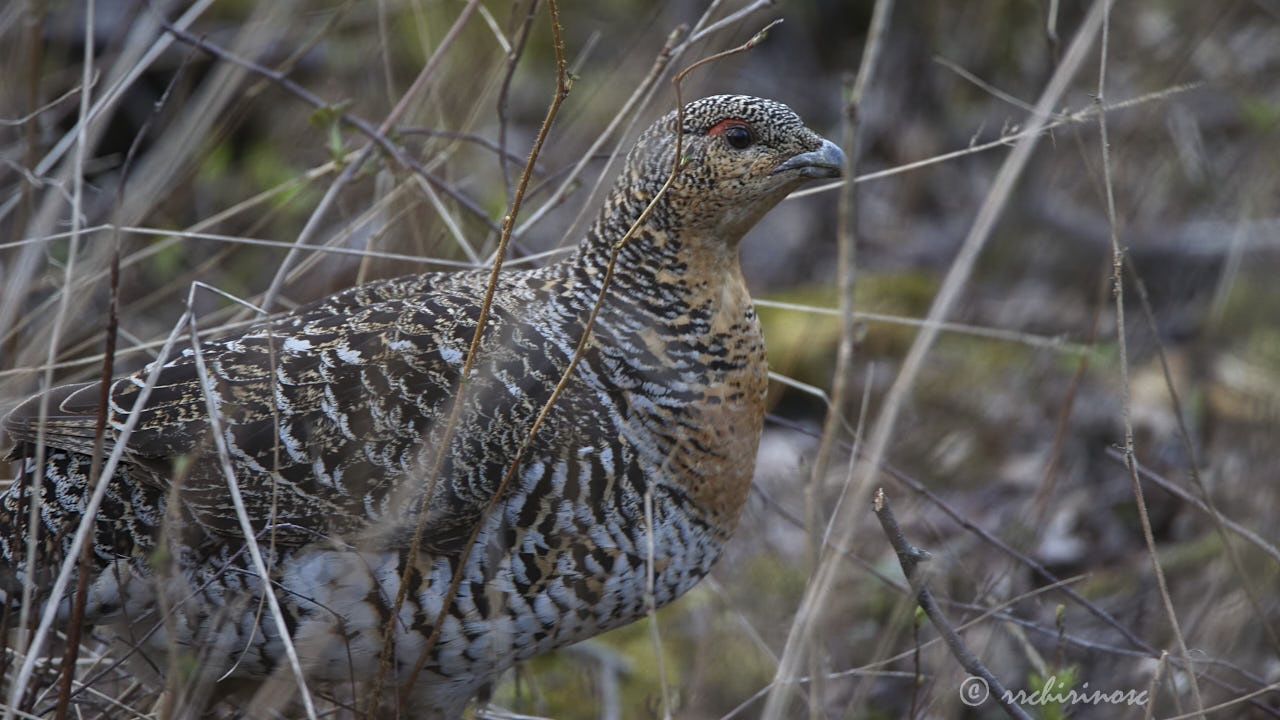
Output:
871 489 1033 720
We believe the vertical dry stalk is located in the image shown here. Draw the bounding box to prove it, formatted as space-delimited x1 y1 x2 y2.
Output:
0 36 47 640
801 3 893 711
1030 281 1106 525
184 302 319 720
7 4 45 363
808 1 890 491
10 2 96 717
1093 2 1205 716
49 10 182 711
802 465 822 719
1142 651 1169 720
498 0 543 202
4 313 192 720
376 1 570 711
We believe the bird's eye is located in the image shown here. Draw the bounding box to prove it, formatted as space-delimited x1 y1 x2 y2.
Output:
723 124 753 149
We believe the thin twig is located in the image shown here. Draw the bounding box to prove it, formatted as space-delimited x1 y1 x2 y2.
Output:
497 0 541 201
1094 2 1205 715
0 80 93 127
184 288 318 720
1105 448 1280 564
379 1 571 711
0 223 486 269
512 25 685 241
687 0 774 44
399 126 546 170
804 4 894 709
50 3 98 717
783 82 1204 201
754 298 1088 353
1160 682 1280 720
932 55 1039 115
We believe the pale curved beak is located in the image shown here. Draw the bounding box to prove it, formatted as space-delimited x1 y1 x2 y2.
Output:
772 138 845 179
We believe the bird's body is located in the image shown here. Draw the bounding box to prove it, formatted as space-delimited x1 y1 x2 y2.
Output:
1 95 841 717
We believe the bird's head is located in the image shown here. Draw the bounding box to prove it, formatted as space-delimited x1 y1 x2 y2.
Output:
620 94 844 241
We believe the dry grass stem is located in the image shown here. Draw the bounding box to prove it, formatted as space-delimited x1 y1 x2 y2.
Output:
4 313 191 718
184 293 319 720
1094 3 1205 716
376 1 569 711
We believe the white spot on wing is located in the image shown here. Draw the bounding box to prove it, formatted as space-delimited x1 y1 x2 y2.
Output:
279 424 306 462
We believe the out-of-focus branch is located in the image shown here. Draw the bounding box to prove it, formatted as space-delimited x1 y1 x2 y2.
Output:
872 489 1032 720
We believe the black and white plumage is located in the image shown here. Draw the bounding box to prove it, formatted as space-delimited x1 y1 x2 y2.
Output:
1 94 842 717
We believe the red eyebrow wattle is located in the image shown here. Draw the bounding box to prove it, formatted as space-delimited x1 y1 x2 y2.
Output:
707 118 748 136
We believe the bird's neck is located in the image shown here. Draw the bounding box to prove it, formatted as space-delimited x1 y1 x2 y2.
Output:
561 190 766 535
569 186 748 309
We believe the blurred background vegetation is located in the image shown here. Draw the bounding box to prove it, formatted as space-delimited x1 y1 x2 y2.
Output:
2 0 1279 718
